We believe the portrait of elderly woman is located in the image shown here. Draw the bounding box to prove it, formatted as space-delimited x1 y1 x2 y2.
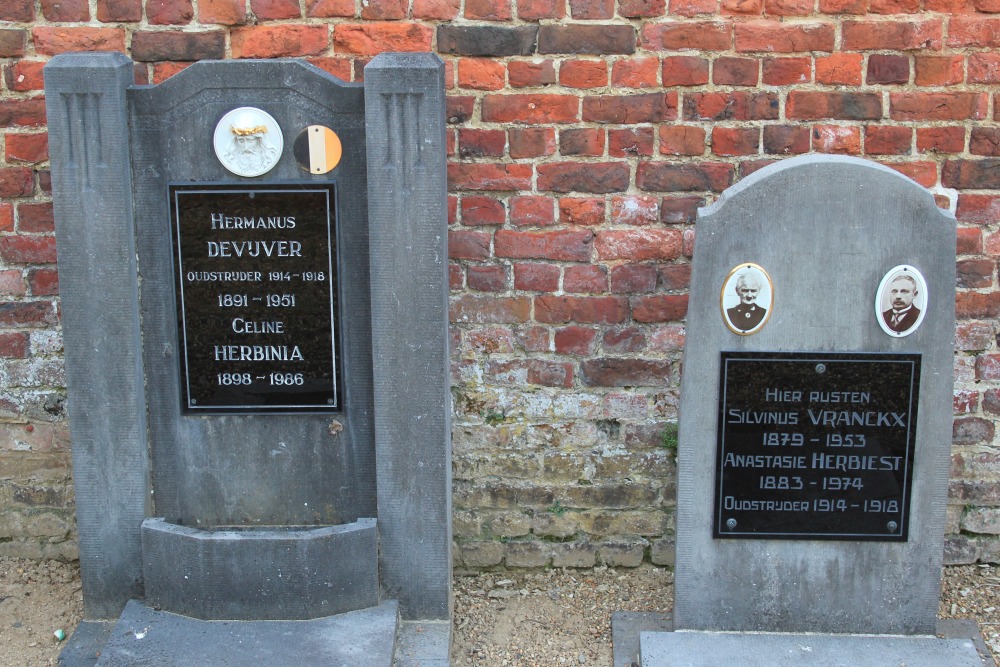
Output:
721 263 773 335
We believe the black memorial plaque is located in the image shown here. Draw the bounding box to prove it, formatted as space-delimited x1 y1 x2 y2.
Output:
170 185 340 412
714 352 920 541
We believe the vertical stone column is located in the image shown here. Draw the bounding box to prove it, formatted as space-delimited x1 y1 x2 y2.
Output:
364 53 451 621
44 53 148 619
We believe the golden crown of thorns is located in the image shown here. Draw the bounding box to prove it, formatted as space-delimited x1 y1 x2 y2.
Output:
231 125 268 136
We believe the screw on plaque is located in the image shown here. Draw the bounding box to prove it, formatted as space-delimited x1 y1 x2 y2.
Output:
815 363 826 374
726 518 737 530
191 399 197 405
887 521 898 532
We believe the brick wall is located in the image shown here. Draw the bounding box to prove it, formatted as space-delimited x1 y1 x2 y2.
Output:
1 0 999 566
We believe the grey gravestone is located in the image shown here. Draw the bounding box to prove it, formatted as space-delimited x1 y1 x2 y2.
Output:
673 156 955 635
45 51 450 661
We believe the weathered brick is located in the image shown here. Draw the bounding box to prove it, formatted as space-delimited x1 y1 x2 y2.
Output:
890 93 988 121
509 127 556 158
632 294 688 322
252 0 301 19
610 57 658 88
570 0 615 18
787 91 882 120
513 263 560 291
27 268 58 296
458 129 505 160
734 21 835 53
510 196 554 227
461 196 505 226
712 126 759 156
0 0 34 21
603 326 648 352
0 301 58 328
762 57 810 85
495 229 594 261
450 295 531 323
948 17 1000 48
0 169 33 198
957 291 1000 319
449 230 491 259
334 23 433 55
0 31 27 59
449 163 533 191
535 295 628 324
620 0 666 15
971 129 1000 157
659 126 705 156
662 56 709 86
538 25 637 55
457 58 505 91
763 125 810 155
202 0 248 22
670 0 717 14
447 96 474 125
882 161 935 187
518 0 565 19
466 0 512 19
483 94 579 123
5 134 47 165
560 128 605 156
866 125 912 155
956 260 994 288
957 194 1000 225
232 25 327 57
610 265 657 293
917 127 964 155
595 229 683 260
413 0 459 18
504 541 551 567
537 162 629 193
816 53 864 86
17 203 53 233
467 265 507 292
955 322 994 352
132 31 226 61
914 55 964 87
610 127 655 157
722 0 763 14
560 60 608 89
508 59 556 87
954 417 994 445
555 325 599 352
660 197 702 223
582 93 676 123
943 159 1000 189
41 0 89 21
957 228 982 255
642 21 732 51
560 198 605 226
867 54 910 84
4 62 46 93
438 26 537 57
713 57 758 86
841 19 943 51
637 162 734 192
683 91 779 121
582 358 671 387
610 195 659 226
0 206 12 233
33 27 126 55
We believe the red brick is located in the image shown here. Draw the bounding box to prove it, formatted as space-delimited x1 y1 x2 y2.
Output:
610 265 657 293
662 56 710 86
232 26 327 57
712 127 758 156
518 0 564 18
816 53 864 85
41 0 89 21
609 127 654 157
722 0 763 14
535 295 628 324
96 0 142 20
762 57 810 85
924 0 970 9
957 228 982 255
461 196 505 226
969 53 1000 84
915 127 963 155
561 60 608 88
0 30 26 59
631 294 688 322
449 163 533 190
867 54 910 84
763 126 810 155
842 19 943 51
660 196 702 223
5 134 47 165
594 229 683 261
974 0 1000 10
812 125 862 154
509 128 556 158
33 27 126 55
537 24 636 55
765 0 812 14
734 21 835 53
508 60 557 87
787 91 882 120
310 57 353 82
582 93 677 123
132 31 226 61
458 129 505 159
914 55 965 86
603 327 647 352
466 0 512 19
554 326 598 354
483 94 578 123
953 416 995 445
147 0 193 23
610 195 659 226
413 0 460 19
202 0 248 22
0 332 28 358
958 293 1000 321
451 295 531 323
957 259 994 289
449 230 491 259
818 0 865 11
0 0 34 21
360 0 406 18
4 62 46 93
637 162 734 192
251 0 301 19
0 237 56 264
955 390 979 416
564 265 608 293
682 91 779 121
570 0 615 18
657 264 692 290
151 62 192 83
27 268 58 296
17 203 53 233
872 0 921 10
513 263 560 291
957 194 1000 224
458 58 505 90
670 0 717 14
971 129 1000 157
487 359 574 388
977 354 1000 380
537 162 629 193
0 205 11 233
515 326 550 352
467 265 507 292
560 128 605 156
713 57 758 86
866 126 912 155
948 17 1000 48
882 161 935 187
0 168 33 198
641 21 733 51
957 322 994 352
620 0 666 16
581 358 671 386
510 196 555 227
890 93 987 121
560 198 605 226
611 58 659 88
334 23 433 55
495 229 594 261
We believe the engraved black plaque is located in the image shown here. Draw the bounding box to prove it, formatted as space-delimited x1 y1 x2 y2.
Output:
714 352 920 541
170 185 339 412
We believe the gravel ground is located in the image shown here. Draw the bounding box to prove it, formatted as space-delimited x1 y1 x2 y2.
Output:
0 557 998 666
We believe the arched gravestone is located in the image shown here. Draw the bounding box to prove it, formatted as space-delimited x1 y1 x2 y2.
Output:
673 156 955 635
45 53 450 663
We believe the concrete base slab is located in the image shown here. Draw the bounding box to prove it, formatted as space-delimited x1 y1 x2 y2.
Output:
639 631 988 667
64 600 399 667
611 611 673 667
58 620 114 667
394 620 451 666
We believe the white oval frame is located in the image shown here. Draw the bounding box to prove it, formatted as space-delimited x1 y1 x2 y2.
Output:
875 264 927 338
213 107 283 178
720 263 773 336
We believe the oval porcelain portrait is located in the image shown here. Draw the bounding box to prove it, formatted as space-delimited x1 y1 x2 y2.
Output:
721 263 773 336
213 107 283 178
876 265 927 338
